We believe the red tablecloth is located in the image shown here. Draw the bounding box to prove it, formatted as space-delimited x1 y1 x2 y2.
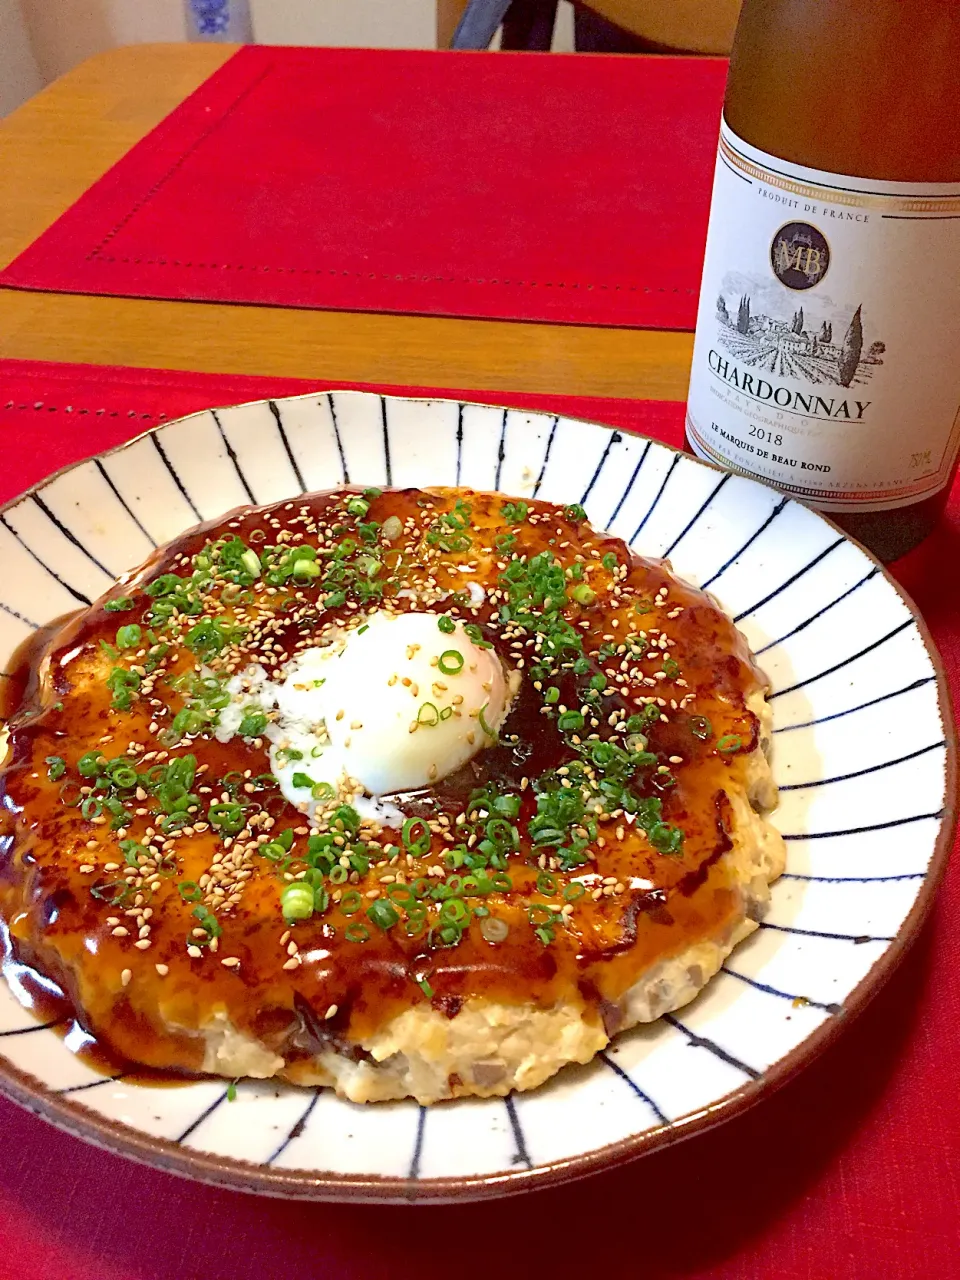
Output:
0 360 957 1279
0 47 725 329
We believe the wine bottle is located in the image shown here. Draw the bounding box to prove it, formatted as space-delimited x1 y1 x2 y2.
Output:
686 0 960 560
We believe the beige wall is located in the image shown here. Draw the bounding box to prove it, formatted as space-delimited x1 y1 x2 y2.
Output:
20 0 186 83
0 0 41 115
17 0 440 86
253 0 436 50
3 0 575 116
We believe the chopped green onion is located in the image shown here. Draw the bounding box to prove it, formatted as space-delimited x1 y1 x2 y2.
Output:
417 977 434 998
178 881 202 903
689 715 713 740
240 548 261 579
208 802 245 834
108 764 138 789
77 750 104 777
417 701 440 727
602 553 618 571
238 710 268 738
437 615 456 635
648 822 684 855
166 707 204 743
119 841 141 867
103 597 135 613
44 756 66 782
332 804 360 834
311 781 334 801
545 686 559 704
347 497 370 517
627 706 661 732
717 734 743 754
90 880 131 906
438 649 464 675
571 584 595 605
558 710 584 732
501 500 529 524
564 503 587 521
281 882 315 921
366 900 400 931
184 617 240 658
345 923 370 943
439 897 468 925
291 772 314 790
463 622 492 649
477 702 498 740
106 667 141 711
192 904 222 940
292 557 321 578
401 817 431 855
115 624 141 650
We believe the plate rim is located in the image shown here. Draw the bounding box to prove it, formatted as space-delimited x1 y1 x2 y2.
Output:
0 388 955 1203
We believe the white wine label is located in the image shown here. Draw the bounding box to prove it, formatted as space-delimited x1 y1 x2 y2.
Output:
687 119 960 511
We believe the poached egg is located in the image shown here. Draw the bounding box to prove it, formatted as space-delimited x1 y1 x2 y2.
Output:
216 610 514 821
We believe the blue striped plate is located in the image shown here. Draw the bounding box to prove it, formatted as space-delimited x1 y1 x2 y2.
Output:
0 392 953 1201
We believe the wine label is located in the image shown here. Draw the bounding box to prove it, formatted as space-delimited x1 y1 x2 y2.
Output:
687 119 960 511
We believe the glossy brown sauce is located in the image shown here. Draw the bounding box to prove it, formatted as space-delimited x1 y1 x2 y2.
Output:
0 917 194 1084
0 487 766 1082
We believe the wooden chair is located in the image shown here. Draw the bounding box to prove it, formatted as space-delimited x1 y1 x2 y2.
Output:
439 0 740 54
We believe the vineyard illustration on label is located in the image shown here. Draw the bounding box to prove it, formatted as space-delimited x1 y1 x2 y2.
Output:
715 278 885 388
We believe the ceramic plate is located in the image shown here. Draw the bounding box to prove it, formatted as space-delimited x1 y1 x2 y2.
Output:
0 392 953 1202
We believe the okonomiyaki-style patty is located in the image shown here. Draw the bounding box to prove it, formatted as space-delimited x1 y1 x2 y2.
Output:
0 485 784 1103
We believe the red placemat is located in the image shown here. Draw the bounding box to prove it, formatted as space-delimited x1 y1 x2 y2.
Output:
0 48 725 329
0 358 957 1279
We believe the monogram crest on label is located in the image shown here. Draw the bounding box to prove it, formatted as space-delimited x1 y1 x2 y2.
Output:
770 221 830 290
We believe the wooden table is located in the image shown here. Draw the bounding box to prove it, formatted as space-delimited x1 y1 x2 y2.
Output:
0 43 692 403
